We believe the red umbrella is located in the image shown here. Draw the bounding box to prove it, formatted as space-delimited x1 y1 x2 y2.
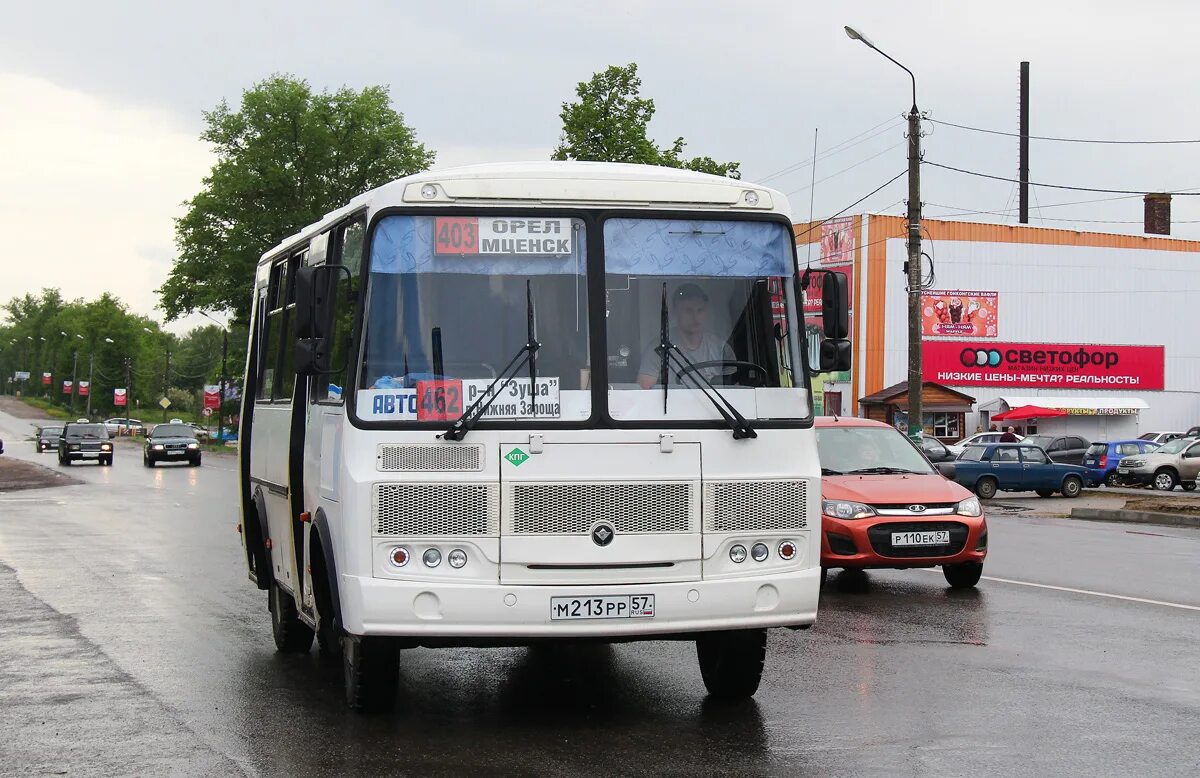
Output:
991 404 1068 422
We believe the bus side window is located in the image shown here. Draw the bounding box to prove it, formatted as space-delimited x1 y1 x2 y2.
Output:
275 251 304 402
257 266 283 401
317 218 365 403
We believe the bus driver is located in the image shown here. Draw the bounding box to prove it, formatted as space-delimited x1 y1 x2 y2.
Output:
637 283 736 389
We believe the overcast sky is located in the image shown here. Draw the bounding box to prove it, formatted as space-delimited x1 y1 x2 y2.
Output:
3 0 1199 332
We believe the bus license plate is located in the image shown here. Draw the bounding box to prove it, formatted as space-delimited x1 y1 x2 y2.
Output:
550 595 655 620
892 530 950 546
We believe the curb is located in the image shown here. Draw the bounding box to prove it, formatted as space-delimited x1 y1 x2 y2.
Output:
1070 507 1200 529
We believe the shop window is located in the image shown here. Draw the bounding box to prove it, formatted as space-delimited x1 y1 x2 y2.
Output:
923 412 960 439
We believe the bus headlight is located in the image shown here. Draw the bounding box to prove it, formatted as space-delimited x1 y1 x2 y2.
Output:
447 549 467 569
422 548 442 568
729 544 747 563
751 543 769 562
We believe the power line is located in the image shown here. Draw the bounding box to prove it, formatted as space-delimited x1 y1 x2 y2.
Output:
757 115 903 182
924 160 1200 196
794 170 907 242
927 117 1200 145
785 141 906 196
925 203 1200 225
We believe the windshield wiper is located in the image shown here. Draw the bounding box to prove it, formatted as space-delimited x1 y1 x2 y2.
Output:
655 283 756 440
441 280 541 441
848 466 919 475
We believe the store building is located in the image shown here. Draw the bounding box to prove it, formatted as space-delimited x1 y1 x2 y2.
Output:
796 212 1200 441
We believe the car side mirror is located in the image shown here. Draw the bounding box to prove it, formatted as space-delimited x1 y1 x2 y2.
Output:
821 271 849 339
935 462 957 479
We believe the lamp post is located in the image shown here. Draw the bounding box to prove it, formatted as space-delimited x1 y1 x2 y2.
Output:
845 25 925 441
199 311 230 441
86 337 114 419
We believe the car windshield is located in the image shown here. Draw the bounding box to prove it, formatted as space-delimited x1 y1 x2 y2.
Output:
1086 444 1107 456
959 447 987 461
1156 438 1191 455
41 427 63 435
66 424 108 439
358 214 590 424
815 426 935 475
603 217 808 423
1023 435 1052 448
152 424 193 438
1138 433 1157 441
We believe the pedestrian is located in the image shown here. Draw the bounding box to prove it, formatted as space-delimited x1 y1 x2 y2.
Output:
999 425 1019 443
974 425 983 434
989 424 998 432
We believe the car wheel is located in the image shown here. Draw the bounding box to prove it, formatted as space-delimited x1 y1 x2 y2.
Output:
61 456 71 466
1153 469 1178 491
343 635 400 713
102 457 113 467
269 582 314 654
189 456 201 467
975 477 998 500
1104 472 1119 487
696 629 767 701
144 454 155 468
943 562 983 589
1061 476 1083 498
1035 489 1055 498
1184 482 1197 492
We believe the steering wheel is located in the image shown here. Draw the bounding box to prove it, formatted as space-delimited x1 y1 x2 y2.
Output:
674 360 770 388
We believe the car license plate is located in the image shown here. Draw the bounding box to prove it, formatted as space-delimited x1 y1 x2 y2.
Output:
550 594 654 620
892 530 950 546
81 452 100 458
1118 468 1130 474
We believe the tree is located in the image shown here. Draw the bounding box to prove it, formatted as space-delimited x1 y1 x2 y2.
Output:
159 75 436 322
552 64 740 179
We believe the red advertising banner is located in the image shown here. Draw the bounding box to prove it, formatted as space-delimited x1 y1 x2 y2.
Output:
819 218 856 267
62 380 73 394
42 372 51 385
203 385 221 410
924 341 1165 390
921 290 998 338
78 381 89 397
114 388 127 407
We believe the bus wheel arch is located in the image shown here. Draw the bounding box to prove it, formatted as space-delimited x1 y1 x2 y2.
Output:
244 488 273 591
310 510 343 658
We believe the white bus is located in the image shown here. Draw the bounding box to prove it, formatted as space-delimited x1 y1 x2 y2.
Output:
238 162 850 711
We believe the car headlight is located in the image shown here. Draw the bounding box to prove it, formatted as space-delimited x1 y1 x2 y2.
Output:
956 496 983 517
822 500 876 520
152 444 165 450
100 444 112 451
70 444 81 451
187 442 199 449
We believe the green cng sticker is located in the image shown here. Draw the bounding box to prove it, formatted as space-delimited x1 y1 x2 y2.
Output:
505 448 530 467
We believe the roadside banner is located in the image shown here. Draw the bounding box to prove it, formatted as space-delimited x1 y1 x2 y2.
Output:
203 385 221 410
14 371 30 381
921 290 999 338
63 380 73 394
78 381 89 396
924 341 1165 390
42 372 51 385
114 388 127 407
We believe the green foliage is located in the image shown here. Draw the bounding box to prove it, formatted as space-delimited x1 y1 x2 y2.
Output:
552 63 740 179
160 74 436 322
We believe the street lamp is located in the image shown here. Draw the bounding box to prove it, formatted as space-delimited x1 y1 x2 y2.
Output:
845 24 925 441
198 311 231 440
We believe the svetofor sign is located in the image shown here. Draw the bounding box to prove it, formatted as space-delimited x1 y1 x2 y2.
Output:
924 341 1164 390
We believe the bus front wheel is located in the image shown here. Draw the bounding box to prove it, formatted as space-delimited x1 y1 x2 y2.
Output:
343 635 400 713
696 629 766 700
269 582 314 654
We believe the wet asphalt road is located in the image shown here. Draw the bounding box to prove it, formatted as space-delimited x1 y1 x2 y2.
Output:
1 410 1199 777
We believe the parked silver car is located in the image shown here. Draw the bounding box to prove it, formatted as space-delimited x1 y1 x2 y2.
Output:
1115 437 1200 491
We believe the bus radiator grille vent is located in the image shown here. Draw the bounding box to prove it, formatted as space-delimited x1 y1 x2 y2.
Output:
373 483 499 535
703 481 808 533
506 482 696 535
377 444 484 472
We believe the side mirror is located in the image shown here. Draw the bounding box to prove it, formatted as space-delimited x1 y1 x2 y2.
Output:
935 462 957 480
295 337 331 376
294 265 345 340
818 338 852 373
821 271 849 340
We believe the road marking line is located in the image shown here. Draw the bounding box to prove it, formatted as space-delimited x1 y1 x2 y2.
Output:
919 568 1200 611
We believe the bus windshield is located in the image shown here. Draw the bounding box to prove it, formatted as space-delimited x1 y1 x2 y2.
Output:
604 217 808 421
358 214 590 423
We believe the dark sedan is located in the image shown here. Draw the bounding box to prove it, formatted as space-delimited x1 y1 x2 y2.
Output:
144 423 202 467
1020 434 1091 465
58 422 114 466
36 425 64 453
952 443 1090 499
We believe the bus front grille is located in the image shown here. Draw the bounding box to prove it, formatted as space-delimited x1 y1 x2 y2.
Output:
377 444 484 472
373 482 499 536
703 480 808 533
505 482 697 535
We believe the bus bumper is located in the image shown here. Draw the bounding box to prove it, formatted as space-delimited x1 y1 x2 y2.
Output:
339 567 820 639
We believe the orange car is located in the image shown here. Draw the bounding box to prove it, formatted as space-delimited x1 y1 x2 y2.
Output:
816 416 987 588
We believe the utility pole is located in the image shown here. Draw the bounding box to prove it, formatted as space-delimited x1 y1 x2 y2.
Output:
70 348 79 415
86 352 95 419
845 25 924 441
125 357 133 435
1019 61 1030 224
217 328 228 441
162 349 171 421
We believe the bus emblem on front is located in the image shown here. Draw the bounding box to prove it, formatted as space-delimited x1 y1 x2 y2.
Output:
592 524 615 547
505 448 529 467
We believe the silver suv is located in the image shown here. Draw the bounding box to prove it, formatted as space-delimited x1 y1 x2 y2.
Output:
1115 437 1200 491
